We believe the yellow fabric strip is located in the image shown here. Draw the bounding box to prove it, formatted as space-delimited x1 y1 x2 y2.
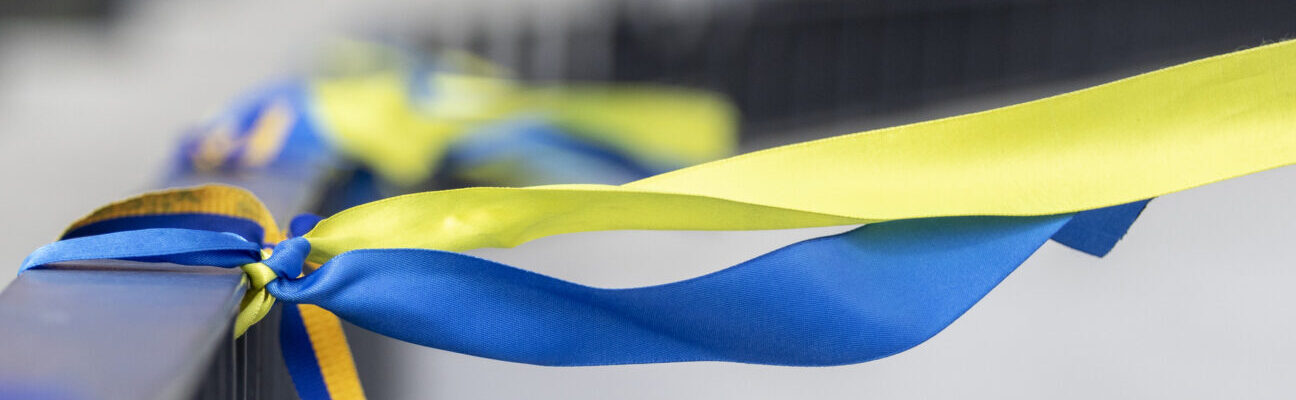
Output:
299 304 367 400
61 186 285 336
236 249 279 337
58 185 367 396
522 84 738 167
238 99 297 169
304 39 1296 261
65 185 282 240
311 67 737 186
312 72 461 186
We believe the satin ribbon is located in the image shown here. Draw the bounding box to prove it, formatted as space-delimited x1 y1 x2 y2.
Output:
164 40 741 398
23 208 1080 366
310 47 736 186
19 38 1296 397
24 186 366 399
301 38 1296 260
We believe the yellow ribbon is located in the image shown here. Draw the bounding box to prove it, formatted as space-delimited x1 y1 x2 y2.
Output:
238 251 280 337
46 39 1296 400
63 185 286 336
303 39 1296 261
311 63 737 186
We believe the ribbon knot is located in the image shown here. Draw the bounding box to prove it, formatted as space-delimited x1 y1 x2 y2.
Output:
234 235 312 336
262 236 313 279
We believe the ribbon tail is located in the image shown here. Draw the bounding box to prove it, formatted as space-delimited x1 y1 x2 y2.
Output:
278 213 367 400
271 214 1071 366
280 304 367 400
1051 199 1151 257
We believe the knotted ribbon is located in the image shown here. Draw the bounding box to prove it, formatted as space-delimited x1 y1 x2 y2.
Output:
18 38 1296 398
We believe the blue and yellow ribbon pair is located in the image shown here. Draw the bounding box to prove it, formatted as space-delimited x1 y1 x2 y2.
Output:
65 40 740 399
19 39 1296 397
178 40 736 188
25 186 365 399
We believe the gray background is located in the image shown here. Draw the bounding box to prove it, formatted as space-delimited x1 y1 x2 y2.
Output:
3 1 1295 398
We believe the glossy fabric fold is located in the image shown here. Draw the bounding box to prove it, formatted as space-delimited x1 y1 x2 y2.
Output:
303 40 1296 260
268 215 1072 366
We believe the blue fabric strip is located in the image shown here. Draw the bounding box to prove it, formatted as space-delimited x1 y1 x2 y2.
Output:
277 212 335 400
1051 199 1151 257
280 303 333 400
290 214 325 238
62 213 267 244
173 80 334 175
267 214 1073 366
20 228 259 273
20 204 1146 367
442 119 664 185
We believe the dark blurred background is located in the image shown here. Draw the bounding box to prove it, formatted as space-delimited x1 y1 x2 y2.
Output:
4 1 1296 399
433 0 1296 134
7 0 1296 138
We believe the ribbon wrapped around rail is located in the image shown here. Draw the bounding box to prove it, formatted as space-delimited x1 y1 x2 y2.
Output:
18 38 1296 397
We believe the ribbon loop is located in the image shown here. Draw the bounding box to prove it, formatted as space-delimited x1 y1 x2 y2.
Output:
263 237 312 280
236 254 279 337
19 228 262 273
16 38 1296 399
234 237 312 335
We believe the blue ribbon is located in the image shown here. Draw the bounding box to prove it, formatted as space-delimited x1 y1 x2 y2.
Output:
266 214 1073 366
21 92 1153 366
20 228 260 272
1051 200 1150 257
19 204 1147 366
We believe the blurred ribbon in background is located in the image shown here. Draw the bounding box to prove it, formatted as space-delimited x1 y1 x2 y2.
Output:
19 38 1296 399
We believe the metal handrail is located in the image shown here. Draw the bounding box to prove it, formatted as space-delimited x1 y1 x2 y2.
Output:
0 171 328 399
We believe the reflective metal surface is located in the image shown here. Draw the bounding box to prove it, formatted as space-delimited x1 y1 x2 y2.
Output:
0 261 243 400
